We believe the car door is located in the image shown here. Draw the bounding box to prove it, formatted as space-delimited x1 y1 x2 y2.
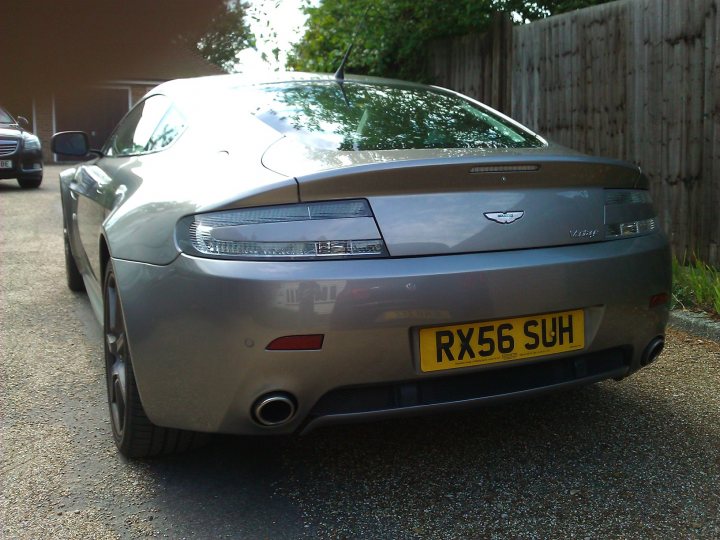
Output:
71 95 173 294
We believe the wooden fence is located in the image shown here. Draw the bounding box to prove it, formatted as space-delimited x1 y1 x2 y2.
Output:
428 0 720 265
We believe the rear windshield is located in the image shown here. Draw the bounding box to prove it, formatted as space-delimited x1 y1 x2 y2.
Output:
241 82 544 151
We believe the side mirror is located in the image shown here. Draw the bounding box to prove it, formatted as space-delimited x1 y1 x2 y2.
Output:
52 131 89 157
17 116 30 129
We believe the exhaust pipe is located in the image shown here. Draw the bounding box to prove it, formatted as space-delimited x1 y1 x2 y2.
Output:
252 392 297 426
641 337 665 366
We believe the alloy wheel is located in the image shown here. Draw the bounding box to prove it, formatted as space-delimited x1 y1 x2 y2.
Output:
105 271 128 439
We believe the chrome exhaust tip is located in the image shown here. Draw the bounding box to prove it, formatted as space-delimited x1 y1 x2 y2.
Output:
252 392 297 426
641 337 665 366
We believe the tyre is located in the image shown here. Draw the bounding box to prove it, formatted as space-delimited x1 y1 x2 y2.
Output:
17 174 43 189
64 228 85 292
104 263 202 458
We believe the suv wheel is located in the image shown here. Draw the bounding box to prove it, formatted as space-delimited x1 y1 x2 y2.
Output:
17 173 43 189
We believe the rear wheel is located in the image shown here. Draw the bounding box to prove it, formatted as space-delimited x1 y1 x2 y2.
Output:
104 263 202 458
17 173 42 189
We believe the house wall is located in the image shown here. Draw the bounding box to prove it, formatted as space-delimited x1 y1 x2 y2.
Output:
34 93 55 162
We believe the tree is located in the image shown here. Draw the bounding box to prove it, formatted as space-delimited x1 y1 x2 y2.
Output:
288 0 614 82
194 0 255 72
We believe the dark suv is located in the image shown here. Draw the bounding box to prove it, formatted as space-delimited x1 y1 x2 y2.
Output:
0 106 43 189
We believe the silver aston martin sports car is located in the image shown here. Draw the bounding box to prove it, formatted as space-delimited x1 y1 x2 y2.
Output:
53 73 671 458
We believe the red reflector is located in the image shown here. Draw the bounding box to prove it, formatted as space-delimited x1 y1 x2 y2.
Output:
649 293 669 308
266 335 324 351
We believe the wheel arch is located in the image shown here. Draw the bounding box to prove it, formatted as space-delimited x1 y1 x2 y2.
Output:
100 234 111 281
58 167 77 231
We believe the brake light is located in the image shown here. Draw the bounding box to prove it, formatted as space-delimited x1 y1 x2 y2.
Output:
177 200 387 260
604 189 658 239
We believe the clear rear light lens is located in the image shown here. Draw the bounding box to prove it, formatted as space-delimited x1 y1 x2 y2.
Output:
604 189 658 240
178 200 387 260
605 218 657 238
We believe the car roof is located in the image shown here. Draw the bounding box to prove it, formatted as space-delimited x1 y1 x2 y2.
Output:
151 71 436 103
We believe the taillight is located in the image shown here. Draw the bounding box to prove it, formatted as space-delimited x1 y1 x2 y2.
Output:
604 189 658 239
177 199 387 260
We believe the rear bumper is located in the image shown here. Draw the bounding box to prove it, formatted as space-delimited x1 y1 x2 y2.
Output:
303 347 630 433
112 232 671 435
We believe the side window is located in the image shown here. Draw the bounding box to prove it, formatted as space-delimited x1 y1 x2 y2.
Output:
146 106 186 152
105 95 185 157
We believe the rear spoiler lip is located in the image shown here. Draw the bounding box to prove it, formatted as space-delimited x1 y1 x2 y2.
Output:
297 152 640 180
294 154 644 201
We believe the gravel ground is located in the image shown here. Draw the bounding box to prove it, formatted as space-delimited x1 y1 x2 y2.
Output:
1 167 719 539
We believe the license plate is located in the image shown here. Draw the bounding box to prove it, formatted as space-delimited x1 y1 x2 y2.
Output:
0 160 12 169
419 309 584 372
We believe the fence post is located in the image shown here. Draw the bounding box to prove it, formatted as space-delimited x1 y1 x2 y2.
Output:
491 12 513 115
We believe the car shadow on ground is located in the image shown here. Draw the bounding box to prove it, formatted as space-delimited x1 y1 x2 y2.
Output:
0 182 29 191
136 371 717 537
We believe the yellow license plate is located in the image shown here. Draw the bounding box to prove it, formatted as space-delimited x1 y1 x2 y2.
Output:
419 309 584 372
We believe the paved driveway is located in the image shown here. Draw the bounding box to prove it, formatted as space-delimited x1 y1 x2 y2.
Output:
1 166 719 539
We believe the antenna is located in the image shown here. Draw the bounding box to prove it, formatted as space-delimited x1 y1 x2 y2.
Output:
334 44 354 81
333 5 371 82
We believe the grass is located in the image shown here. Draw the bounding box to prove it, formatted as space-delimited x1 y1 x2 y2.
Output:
672 256 720 316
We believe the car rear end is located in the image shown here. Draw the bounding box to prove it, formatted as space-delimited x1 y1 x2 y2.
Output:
112 76 671 435
115 157 669 436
